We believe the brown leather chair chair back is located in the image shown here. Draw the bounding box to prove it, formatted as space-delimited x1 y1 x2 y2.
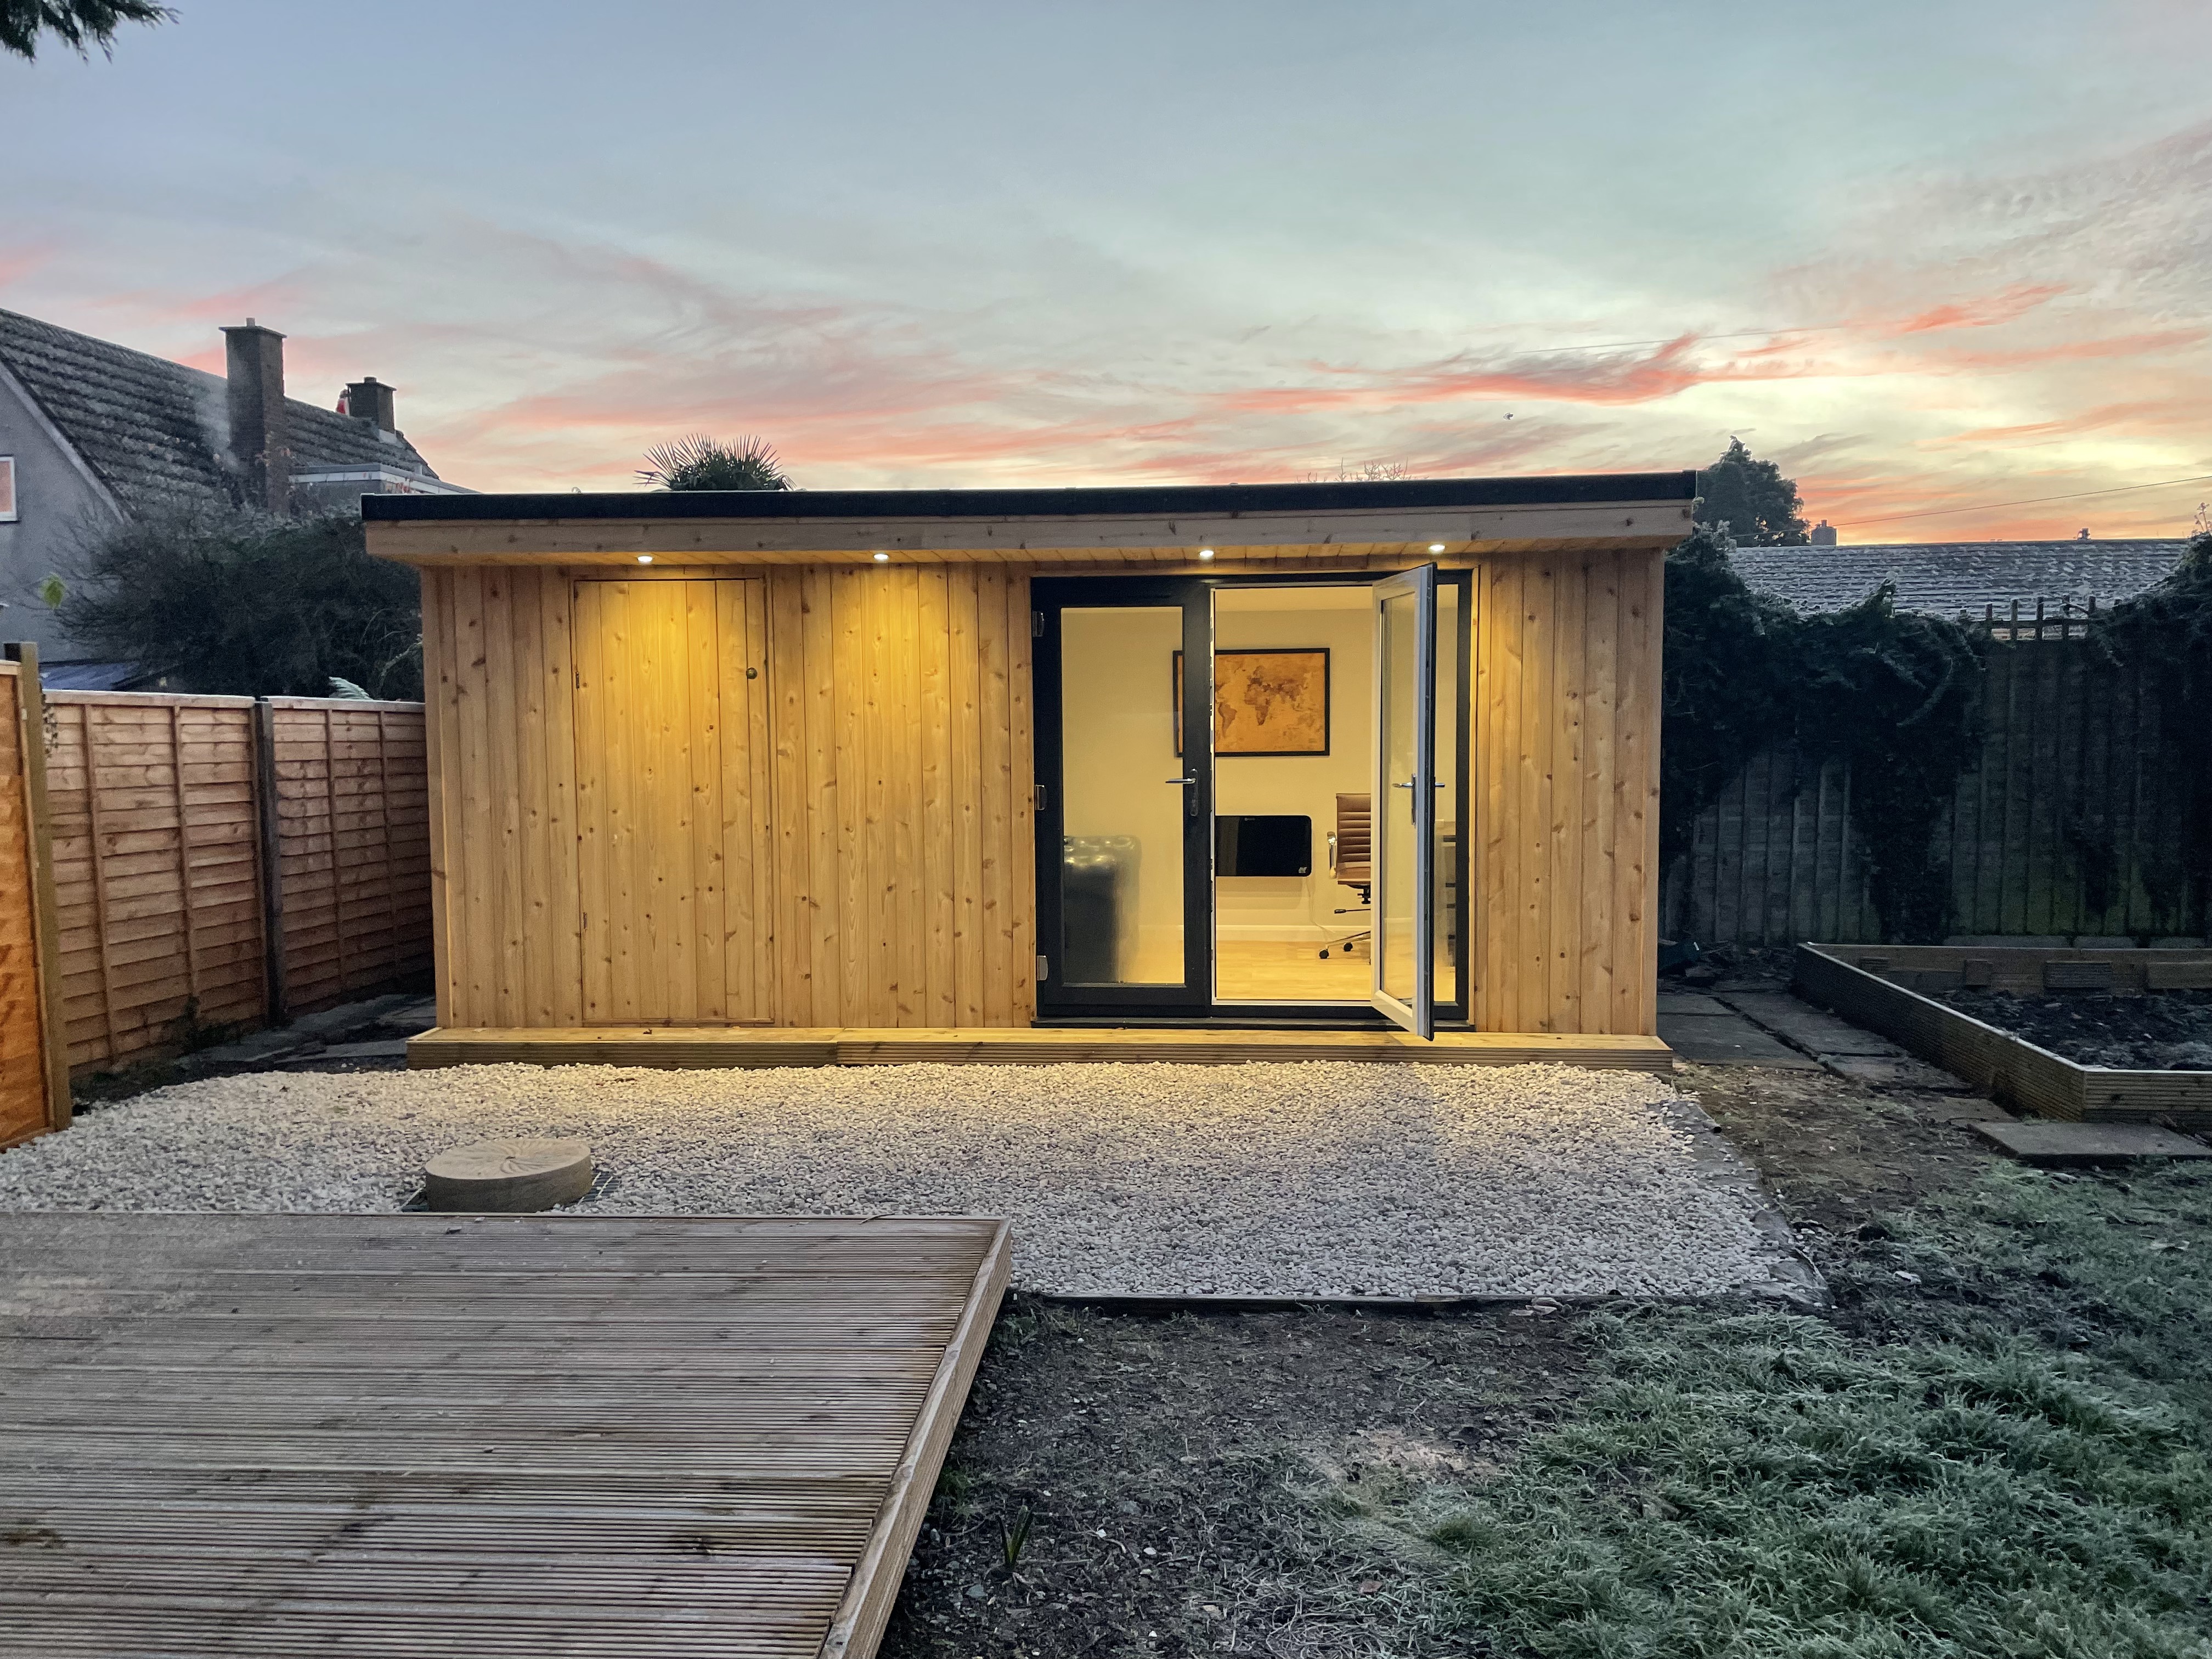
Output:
1332 793 1372 886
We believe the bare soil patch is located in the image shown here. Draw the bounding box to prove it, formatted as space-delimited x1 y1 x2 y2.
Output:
1931 986 2212 1070
881 1062 2032 1658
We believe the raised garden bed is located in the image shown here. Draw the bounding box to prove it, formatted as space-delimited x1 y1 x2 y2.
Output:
1933 987 2212 1070
1793 945 2212 1127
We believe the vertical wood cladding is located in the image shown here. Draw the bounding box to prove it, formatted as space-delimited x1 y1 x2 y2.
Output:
422 563 1035 1030
1469 548 1661 1037
422 552 1652 1037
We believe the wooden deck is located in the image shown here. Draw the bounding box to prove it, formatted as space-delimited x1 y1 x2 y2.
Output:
0 1212 1011 1658
407 1024 1677 1073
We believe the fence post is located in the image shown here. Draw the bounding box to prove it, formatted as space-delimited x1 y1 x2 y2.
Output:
4 644 72 1132
253 698 289 1027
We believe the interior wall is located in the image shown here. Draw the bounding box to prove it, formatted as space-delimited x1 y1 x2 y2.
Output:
1211 596 1374 941
421 562 1035 1031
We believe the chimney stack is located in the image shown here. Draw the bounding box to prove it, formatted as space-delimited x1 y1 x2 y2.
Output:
222 319 291 512
1810 520 1837 546
343 376 397 433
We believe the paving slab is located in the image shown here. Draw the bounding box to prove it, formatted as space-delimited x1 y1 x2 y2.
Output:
279 1039 411 1064
191 1030 313 1066
1720 991 1903 1058
1658 1013 1821 1069
1656 991 1731 1015
290 994 417 1040
1822 1054 1975 1092
1971 1120 2212 1165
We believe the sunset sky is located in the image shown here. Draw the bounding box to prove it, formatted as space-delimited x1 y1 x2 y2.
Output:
4 1 2208 538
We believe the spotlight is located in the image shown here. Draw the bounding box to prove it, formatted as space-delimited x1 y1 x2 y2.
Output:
637 555 653 564
1198 548 1215 560
872 551 889 562
1428 543 1445 553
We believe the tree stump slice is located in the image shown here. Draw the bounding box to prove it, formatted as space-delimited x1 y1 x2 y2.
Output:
423 1137 594 1212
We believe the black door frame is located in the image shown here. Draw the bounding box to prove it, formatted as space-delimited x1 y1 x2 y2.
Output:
1034 575 1214 1017
1032 569 1472 1028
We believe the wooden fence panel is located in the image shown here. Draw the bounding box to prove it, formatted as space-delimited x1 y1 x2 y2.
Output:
1671 631 2193 946
33 690 431 1074
0 661 63 1146
43 692 264 1070
267 698 433 1013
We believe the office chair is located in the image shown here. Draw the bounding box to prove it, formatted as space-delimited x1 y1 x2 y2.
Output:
1318 792 1372 960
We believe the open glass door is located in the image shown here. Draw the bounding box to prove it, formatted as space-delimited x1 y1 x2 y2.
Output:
1371 566 1437 1037
1034 577 1212 1015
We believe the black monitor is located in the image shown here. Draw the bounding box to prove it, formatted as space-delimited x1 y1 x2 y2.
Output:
1215 814 1312 878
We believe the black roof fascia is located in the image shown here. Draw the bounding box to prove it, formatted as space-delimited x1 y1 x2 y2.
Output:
363 471 1698 524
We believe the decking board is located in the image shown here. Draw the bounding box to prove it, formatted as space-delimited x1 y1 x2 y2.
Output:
0 1212 1009 1659
406 1023 1676 1072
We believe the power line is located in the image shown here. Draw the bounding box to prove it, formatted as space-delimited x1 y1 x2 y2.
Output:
1839 473 2212 529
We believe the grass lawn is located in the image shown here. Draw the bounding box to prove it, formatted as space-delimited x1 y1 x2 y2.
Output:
884 1066 2212 1658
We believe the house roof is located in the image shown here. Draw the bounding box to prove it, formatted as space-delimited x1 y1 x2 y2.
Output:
1729 539 2190 619
0 306 441 516
363 471 1699 524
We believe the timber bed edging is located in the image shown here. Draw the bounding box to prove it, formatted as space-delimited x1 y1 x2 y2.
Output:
1792 944 2212 1127
404 1026 1678 1073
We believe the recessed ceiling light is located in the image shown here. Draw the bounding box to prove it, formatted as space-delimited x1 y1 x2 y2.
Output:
872 551 889 562
1429 543 1445 553
1198 548 1215 560
637 554 653 564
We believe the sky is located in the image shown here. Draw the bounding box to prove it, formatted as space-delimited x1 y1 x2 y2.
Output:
3 1 2209 539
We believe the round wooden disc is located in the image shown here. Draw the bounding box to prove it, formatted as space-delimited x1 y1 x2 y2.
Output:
422 1137 594 1213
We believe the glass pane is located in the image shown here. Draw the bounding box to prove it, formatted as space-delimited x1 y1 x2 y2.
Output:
1376 589 1419 1005
1060 606 1186 985
1434 582 1459 1006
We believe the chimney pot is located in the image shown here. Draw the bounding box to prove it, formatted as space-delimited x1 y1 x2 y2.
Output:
222 321 291 512
343 376 398 433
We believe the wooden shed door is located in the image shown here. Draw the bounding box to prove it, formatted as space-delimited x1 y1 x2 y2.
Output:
572 578 771 1024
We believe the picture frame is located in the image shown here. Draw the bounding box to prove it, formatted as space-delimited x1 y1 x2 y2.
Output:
1173 647 1330 756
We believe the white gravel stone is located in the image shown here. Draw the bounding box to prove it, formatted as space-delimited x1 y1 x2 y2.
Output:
0 1062 1791 1298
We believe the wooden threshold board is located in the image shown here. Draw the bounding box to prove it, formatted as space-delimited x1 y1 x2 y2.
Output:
409 1025 1675 1073
0 1212 1011 1659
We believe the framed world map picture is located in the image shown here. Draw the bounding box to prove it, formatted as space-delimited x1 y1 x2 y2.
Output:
1173 648 1330 756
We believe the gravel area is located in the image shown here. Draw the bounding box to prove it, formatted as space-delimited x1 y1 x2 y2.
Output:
0 1061 1795 1299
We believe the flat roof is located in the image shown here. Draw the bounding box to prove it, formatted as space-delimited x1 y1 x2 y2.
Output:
364 471 1698 524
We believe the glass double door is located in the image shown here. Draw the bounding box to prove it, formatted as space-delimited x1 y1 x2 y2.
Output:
1035 570 1449 1036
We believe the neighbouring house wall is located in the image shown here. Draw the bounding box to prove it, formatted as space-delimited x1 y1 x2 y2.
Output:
1468 548 1661 1038
420 562 1036 1030
0 371 121 660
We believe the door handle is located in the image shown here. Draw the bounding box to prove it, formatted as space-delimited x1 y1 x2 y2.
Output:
1164 778 1195 785
1164 776 1197 818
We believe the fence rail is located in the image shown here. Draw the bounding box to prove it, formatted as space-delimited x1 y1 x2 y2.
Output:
28 682 431 1076
1670 632 2198 946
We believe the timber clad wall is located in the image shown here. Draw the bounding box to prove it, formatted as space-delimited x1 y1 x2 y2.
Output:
420 564 1035 1031
1671 635 2198 945
1471 550 1661 1037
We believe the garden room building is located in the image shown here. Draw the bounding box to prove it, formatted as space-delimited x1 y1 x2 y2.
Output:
364 473 1694 1069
